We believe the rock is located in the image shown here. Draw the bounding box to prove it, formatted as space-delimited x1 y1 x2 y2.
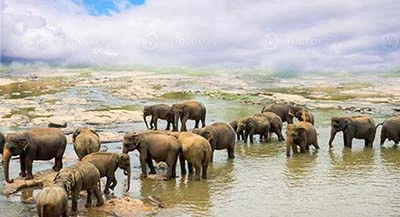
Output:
146 195 166 208
1 169 57 195
48 118 67 128
92 196 148 217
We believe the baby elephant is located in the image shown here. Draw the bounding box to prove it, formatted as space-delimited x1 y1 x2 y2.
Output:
54 161 104 213
286 122 319 157
72 127 101 160
237 115 270 144
36 186 68 217
328 116 376 148
377 115 400 146
170 132 212 180
82 152 131 193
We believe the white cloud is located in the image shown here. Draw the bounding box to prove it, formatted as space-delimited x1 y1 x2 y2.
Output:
1 0 400 73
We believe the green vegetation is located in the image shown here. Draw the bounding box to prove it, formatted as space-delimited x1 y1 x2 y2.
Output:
2 107 52 120
0 80 69 99
203 91 257 101
160 91 194 100
87 104 141 112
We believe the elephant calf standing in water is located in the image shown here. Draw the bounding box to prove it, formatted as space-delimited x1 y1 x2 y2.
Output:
54 161 104 213
229 120 244 141
82 152 131 193
171 101 207 132
193 122 236 162
169 132 211 180
286 122 319 157
289 107 315 125
3 128 67 183
122 132 181 180
260 112 285 141
72 127 101 160
236 115 270 144
143 104 174 130
377 115 400 146
36 186 68 217
328 116 376 148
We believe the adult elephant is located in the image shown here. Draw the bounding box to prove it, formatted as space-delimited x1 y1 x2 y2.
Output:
143 104 174 130
286 122 319 157
0 132 5 154
82 152 131 193
328 116 376 148
236 115 270 144
3 128 67 183
376 115 400 146
193 122 236 162
260 112 285 141
289 108 315 125
170 132 211 180
171 101 206 132
261 104 303 124
72 127 100 160
36 186 68 217
122 132 181 180
54 161 103 213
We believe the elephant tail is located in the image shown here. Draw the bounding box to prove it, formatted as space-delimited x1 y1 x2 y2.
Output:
375 122 384 131
39 205 45 217
203 149 211 165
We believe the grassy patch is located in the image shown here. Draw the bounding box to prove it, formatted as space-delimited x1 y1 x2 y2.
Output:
160 91 194 100
204 91 256 101
87 104 141 112
0 80 69 99
151 85 163 90
2 107 51 120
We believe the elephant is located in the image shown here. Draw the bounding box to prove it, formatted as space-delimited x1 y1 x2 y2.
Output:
3 128 67 183
261 104 303 124
169 132 211 180
53 161 104 213
143 104 174 130
0 132 5 154
229 120 244 141
171 101 206 132
289 108 315 125
260 112 285 141
376 115 400 146
236 115 270 144
122 132 181 180
36 186 68 217
328 115 376 148
72 127 100 160
193 122 236 162
81 152 131 193
286 122 319 157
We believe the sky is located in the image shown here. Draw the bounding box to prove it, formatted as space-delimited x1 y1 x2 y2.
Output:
1 0 400 73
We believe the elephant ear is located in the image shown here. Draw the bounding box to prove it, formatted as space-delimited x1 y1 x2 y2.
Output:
340 119 349 129
202 131 214 143
296 127 305 135
18 138 29 151
288 109 294 117
90 129 99 138
247 118 256 129
72 128 82 143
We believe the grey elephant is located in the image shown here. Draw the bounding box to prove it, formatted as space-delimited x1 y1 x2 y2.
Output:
236 115 270 144
0 132 5 154
54 161 104 213
36 185 68 217
171 101 207 131
376 115 400 146
81 152 131 193
193 122 236 162
143 104 174 130
289 108 315 125
328 116 376 148
169 132 211 180
72 127 100 160
260 112 285 141
229 120 244 141
261 104 303 124
122 132 181 180
286 122 319 157
3 128 67 183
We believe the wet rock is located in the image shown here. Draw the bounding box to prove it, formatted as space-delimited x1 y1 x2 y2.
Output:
146 195 166 208
48 118 67 128
1 169 57 195
91 196 148 217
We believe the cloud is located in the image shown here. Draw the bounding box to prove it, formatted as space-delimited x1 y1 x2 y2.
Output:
1 0 400 73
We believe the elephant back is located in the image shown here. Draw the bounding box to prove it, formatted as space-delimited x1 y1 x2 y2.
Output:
81 152 119 177
71 162 101 190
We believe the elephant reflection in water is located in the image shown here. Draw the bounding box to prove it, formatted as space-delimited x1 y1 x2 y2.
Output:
380 147 400 171
284 152 318 185
328 148 375 175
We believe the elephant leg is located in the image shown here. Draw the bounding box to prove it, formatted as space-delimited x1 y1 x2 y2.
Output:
104 177 113 194
110 177 117 190
228 145 235 159
299 142 306 153
344 134 353 148
85 189 93 208
94 184 104 207
380 131 386 146
153 117 159 130
365 139 373 148
139 154 148 177
180 114 189 131
165 154 178 180
249 131 255 144
150 116 155 130
194 120 200 129
202 161 208 179
19 153 26 177
53 156 63 171
313 141 320 150
292 144 298 154
71 190 79 213
180 155 186 175
24 157 34 180
201 115 206 128
194 163 201 181
146 158 156 174
188 162 194 174
210 149 215 162
166 121 171 130
62 210 68 217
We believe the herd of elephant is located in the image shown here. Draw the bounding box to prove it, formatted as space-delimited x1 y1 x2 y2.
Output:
0 101 399 217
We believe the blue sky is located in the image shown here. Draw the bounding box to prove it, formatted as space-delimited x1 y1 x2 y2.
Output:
77 0 145 16
1 0 400 73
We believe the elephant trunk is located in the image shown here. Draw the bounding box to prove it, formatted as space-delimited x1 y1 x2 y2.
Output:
125 166 131 192
3 147 14 183
143 115 150 130
173 113 179 132
328 128 337 148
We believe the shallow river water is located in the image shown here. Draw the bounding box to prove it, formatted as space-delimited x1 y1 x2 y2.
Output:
1 92 399 217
